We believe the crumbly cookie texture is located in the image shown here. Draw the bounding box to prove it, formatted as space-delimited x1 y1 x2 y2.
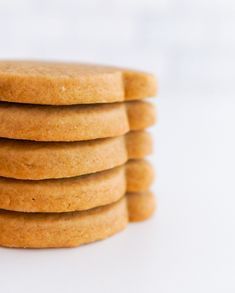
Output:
0 100 156 141
0 61 156 105
127 191 156 222
0 130 152 180
0 159 153 213
0 197 128 248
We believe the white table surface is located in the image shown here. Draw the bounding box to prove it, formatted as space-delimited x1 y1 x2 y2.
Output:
1 94 234 293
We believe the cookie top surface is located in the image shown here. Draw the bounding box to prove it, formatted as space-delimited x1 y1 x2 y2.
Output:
0 61 117 78
0 61 156 105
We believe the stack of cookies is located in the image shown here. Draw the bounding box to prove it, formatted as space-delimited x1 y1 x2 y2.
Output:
0 61 157 248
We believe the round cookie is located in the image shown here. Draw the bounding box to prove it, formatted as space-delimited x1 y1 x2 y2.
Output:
127 191 156 222
126 131 153 159
0 166 126 213
0 130 152 180
0 100 156 141
126 100 156 131
0 160 154 213
126 159 155 192
0 61 156 105
0 197 128 248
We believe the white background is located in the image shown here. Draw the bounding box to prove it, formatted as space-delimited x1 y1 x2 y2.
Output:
0 0 235 292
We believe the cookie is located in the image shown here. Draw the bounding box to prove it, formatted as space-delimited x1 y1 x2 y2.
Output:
127 191 156 222
0 130 152 180
0 100 156 141
126 159 155 192
0 197 128 248
126 100 156 131
0 159 153 213
0 61 156 105
125 130 152 159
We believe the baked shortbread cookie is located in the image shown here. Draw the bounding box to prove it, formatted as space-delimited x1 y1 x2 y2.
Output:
0 100 156 141
0 159 154 213
127 191 156 222
126 159 155 192
0 130 152 180
125 130 152 158
0 197 128 248
0 61 156 105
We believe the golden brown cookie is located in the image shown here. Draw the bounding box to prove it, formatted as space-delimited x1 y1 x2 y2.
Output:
0 160 153 213
0 61 156 105
126 159 155 192
0 130 152 180
0 197 128 248
0 100 156 141
126 130 152 159
127 191 156 222
126 100 156 131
